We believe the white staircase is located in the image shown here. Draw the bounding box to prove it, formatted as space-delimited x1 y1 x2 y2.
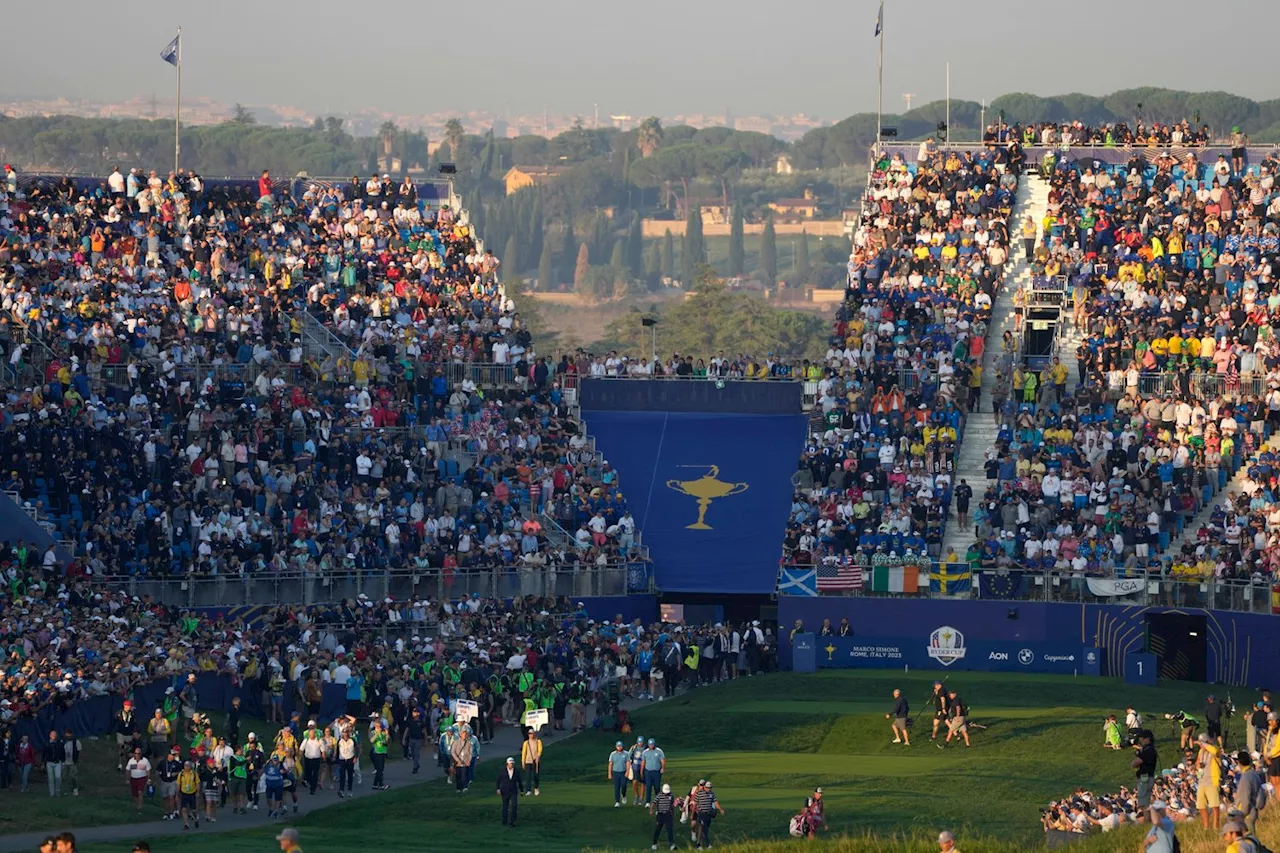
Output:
942 174 1051 559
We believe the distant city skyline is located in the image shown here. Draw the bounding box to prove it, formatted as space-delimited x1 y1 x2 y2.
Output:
5 0 1275 118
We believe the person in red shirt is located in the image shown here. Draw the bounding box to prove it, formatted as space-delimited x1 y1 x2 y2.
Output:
257 170 273 201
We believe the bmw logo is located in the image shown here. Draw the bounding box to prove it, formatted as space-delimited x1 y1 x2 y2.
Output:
715 380 726 390
1017 649 1034 665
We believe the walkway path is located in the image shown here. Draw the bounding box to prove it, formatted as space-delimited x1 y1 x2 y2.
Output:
0 694 654 852
941 174 1052 562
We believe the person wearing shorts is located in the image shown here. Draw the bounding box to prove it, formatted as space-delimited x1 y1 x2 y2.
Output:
177 761 200 829
263 755 286 817
124 747 151 814
943 691 970 748
159 746 182 820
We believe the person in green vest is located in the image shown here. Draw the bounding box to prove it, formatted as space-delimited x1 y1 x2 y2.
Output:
683 644 700 673
443 661 462 689
228 745 249 814
369 721 389 790
1022 370 1038 404
422 658 438 682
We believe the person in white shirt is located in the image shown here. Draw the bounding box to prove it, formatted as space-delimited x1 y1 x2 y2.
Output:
125 747 153 812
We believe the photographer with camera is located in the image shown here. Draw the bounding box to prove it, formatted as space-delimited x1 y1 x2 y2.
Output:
1132 730 1158 810
1165 710 1200 750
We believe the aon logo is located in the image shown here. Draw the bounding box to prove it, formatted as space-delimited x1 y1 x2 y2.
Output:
988 652 1009 661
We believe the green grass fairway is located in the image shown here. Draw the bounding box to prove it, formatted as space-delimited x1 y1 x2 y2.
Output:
76 671 1245 853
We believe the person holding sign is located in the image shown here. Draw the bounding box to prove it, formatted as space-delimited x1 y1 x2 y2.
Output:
521 730 542 796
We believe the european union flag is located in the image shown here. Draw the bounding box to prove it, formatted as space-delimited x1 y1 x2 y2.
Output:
161 34 180 67
930 563 971 595
978 570 1026 600
874 1 883 36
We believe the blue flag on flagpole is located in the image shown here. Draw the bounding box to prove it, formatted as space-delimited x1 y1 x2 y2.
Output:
161 34 180 66
874 1 883 36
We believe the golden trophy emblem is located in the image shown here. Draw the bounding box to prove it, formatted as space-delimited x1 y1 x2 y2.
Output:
666 465 748 530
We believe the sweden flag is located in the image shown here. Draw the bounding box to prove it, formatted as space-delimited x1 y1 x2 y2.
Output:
930 562 971 595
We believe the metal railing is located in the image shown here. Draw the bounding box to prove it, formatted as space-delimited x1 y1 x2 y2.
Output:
780 564 1275 615
90 564 651 608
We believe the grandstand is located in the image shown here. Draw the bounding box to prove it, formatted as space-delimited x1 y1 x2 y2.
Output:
0 169 649 607
781 126 1280 625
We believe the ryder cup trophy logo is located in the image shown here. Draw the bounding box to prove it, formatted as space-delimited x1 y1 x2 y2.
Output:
927 626 967 667
666 465 748 530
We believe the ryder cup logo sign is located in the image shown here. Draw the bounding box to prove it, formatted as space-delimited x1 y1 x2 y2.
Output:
927 626 966 667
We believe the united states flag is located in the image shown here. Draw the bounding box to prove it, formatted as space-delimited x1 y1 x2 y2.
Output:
817 560 864 592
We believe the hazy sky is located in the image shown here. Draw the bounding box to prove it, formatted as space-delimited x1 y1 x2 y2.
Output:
4 0 1276 120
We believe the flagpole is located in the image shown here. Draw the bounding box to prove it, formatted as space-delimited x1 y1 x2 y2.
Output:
876 1 884 155
945 61 950 149
174 26 182 175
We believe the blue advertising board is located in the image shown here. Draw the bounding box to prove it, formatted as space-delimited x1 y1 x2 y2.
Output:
813 632 1092 675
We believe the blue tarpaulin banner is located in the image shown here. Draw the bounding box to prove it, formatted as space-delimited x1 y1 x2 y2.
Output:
810 634 1090 674
583 410 808 593
977 570 1028 599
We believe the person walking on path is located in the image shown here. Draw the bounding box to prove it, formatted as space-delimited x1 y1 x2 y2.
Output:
692 779 726 850
369 720 389 791
177 760 200 829
336 729 357 798
16 734 35 792
42 730 65 797
404 708 427 774
608 741 630 806
641 738 665 805
649 782 676 851
61 730 81 796
520 730 542 796
124 746 152 814
496 757 524 826
451 728 475 793
887 688 911 746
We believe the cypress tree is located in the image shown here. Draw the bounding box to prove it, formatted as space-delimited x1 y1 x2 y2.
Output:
503 234 520 277
626 212 643 277
796 229 811 284
573 242 591 291
538 240 553 291
760 213 777 287
645 240 661 279
728 202 745 277
661 229 674 280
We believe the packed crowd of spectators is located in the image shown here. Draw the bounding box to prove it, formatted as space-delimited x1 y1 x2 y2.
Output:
964 139 1280 588
0 166 646 583
0 547 773 766
777 138 1023 573
1009 119 1223 149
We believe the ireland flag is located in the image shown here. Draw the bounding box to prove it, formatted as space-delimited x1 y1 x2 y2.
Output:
871 564 919 593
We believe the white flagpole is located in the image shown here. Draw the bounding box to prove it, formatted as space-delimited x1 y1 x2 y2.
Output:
876 2 884 154
174 26 182 175
945 61 951 149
